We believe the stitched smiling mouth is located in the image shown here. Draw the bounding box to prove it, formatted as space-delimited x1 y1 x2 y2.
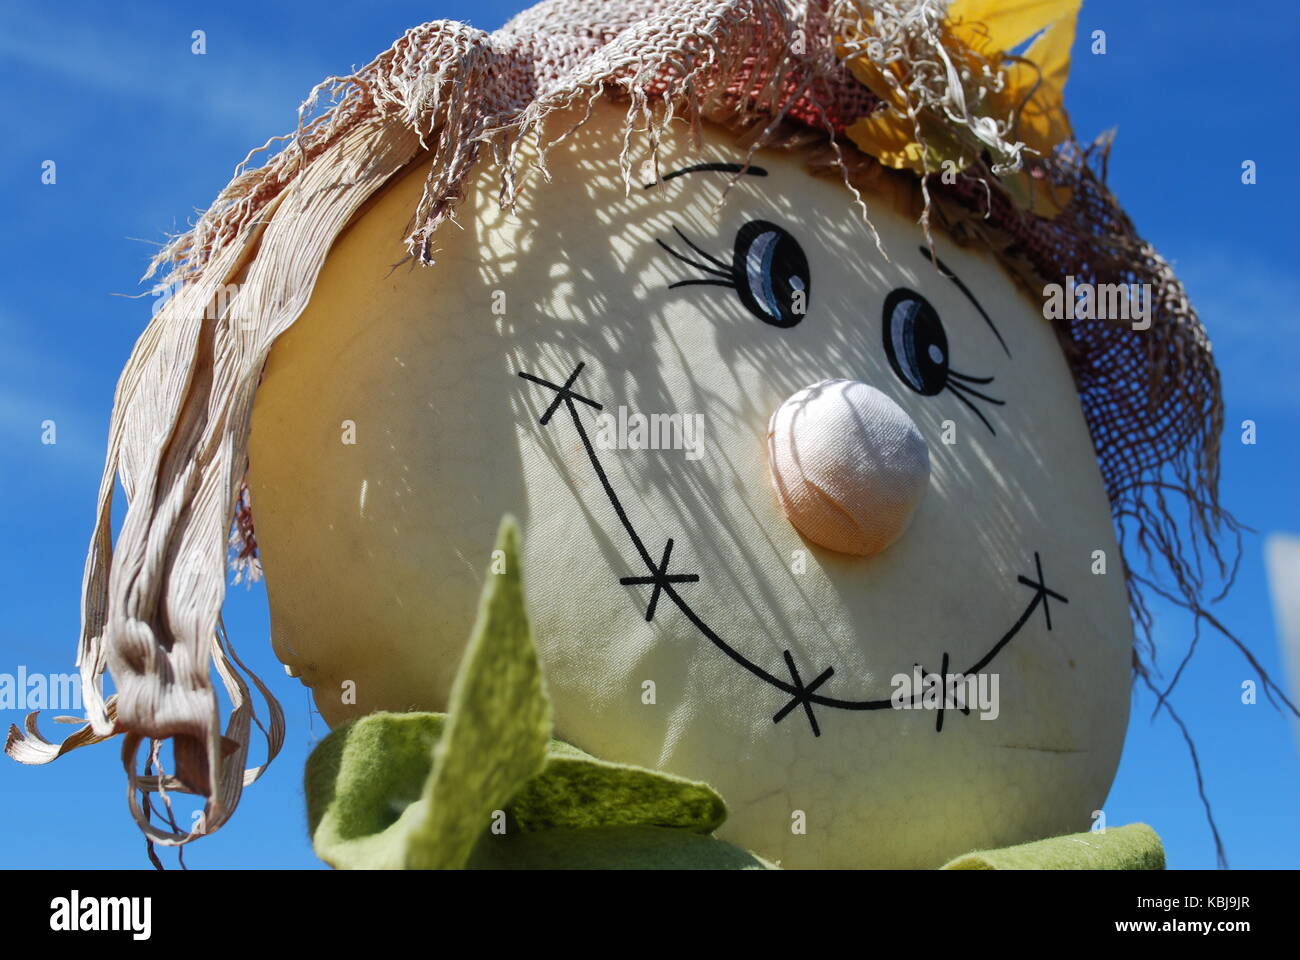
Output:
517 360 1069 738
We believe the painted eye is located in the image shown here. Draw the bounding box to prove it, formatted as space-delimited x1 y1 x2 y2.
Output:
657 219 810 329
732 220 810 328
882 288 949 396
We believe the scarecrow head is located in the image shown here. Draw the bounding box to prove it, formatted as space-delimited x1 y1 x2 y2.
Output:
9 0 1273 869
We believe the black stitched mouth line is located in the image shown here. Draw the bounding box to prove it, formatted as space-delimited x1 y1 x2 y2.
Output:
516 361 1069 736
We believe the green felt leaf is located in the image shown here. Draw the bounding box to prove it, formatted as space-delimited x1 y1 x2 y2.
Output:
511 739 726 833
305 516 552 869
404 515 552 869
940 823 1166 870
305 712 447 869
466 825 777 870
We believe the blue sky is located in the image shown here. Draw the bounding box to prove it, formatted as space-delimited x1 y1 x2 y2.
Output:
1 0 1296 869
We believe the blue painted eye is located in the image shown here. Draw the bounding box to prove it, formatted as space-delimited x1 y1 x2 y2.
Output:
882 288 949 396
732 220 810 328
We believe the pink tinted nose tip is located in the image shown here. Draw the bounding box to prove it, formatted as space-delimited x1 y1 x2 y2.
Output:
766 379 929 556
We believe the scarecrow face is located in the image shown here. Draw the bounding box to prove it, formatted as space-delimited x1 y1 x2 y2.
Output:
248 99 1133 868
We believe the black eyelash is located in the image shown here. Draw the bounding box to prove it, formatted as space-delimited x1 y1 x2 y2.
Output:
657 227 734 289
945 371 1006 435
946 368 1005 435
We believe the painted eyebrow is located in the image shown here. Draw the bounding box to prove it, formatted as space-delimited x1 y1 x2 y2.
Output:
919 245 1011 357
642 161 769 189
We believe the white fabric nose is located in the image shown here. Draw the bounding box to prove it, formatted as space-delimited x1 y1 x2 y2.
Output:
766 379 929 556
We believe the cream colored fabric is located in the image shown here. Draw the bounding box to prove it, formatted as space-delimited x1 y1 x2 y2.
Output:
248 100 1134 869
767 379 929 556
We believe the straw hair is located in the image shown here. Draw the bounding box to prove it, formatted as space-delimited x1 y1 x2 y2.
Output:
7 0 1286 853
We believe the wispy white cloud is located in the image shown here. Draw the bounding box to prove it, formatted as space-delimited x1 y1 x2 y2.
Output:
0 6 338 145
1174 246 1300 414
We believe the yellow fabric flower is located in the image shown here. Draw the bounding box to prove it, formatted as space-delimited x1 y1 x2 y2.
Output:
842 0 1080 218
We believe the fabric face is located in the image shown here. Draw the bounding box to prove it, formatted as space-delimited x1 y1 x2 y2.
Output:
248 99 1133 869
